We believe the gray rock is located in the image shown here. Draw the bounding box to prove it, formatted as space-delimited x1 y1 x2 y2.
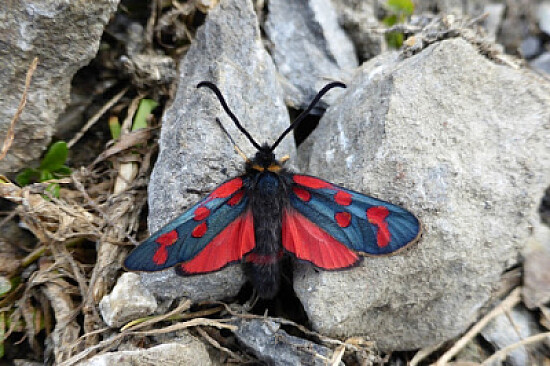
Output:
538 2 550 36
483 3 505 41
522 244 550 309
499 2 535 53
233 318 341 366
120 22 176 88
99 273 157 328
332 0 385 61
530 52 550 74
415 0 486 16
140 0 295 302
520 36 542 59
139 265 244 302
77 336 214 366
265 0 357 110
481 306 540 366
295 38 550 350
0 0 120 174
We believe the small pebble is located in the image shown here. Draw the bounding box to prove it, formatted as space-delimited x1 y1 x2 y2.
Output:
520 36 541 59
530 52 550 74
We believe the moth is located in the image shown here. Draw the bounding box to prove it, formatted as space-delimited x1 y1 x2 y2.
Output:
124 81 421 299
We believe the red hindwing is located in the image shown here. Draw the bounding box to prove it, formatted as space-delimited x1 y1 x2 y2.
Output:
282 209 359 269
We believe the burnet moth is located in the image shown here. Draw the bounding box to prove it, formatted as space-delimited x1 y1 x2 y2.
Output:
124 81 422 299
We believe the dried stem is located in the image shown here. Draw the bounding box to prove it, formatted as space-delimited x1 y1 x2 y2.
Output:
435 288 521 365
0 57 38 161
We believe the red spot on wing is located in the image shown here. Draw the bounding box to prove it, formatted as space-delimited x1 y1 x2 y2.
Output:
153 230 178 265
155 230 178 246
181 210 255 273
153 249 169 266
192 222 208 238
210 178 243 199
282 209 358 269
194 206 210 221
366 206 391 247
293 175 334 190
293 187 311 202
335 212 351 228
227 191 244 206
334 191 352 206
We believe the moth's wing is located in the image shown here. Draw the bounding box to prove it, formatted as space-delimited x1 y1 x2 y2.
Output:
283 174 421 269
124 177 254 274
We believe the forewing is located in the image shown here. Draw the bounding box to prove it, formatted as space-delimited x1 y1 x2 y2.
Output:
124 177 254 274
285 175 421 267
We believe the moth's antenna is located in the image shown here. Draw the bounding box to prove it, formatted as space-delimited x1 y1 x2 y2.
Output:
215 118 249 162
197 81 262 151
270 82 346 152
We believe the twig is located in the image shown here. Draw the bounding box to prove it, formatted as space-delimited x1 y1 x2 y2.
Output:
129 318 238 335
195 327 248 363
435 288 521 365
67 87 129 148
0 57 38 161
481 332 550 365
121 299 192 332
61 315 235 366
329 345 346 366
409 341 445 366
121 303 222 331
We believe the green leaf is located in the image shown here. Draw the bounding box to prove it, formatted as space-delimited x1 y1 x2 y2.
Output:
15 168 39 186
40 141 68 171
45 183 60 198
386 32 404 48
387 0 414 15
109 116 122 139
383 14 398 26
53 165 72 176
132 99 158 131
39 169 54 182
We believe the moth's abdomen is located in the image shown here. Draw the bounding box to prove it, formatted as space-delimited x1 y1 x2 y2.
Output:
247 172 286 298
243 252 282 299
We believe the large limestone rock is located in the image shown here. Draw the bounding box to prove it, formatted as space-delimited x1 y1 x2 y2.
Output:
0 0 119 174
264 0 357 110
140 0 296 302
296 38 550 350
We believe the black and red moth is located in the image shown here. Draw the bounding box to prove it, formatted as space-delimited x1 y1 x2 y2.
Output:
124 81 422 299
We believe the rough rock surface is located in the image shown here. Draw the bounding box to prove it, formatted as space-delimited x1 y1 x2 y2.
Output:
0 0 120 174
78 336 214 366
140 0 296 302
233 319 341 366
296 38 550 350
415 0 487 16
331 0 385 61
99 273 157 327
264 0 357 110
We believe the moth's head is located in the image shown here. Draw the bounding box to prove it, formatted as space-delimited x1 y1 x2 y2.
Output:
249 143 288 173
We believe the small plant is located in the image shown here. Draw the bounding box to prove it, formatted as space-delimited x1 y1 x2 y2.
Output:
108 98 158 140
16 141 71 197
132 99 158 131
383 0 414 48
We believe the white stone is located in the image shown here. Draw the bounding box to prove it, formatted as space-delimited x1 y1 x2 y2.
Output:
99 273 157 327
